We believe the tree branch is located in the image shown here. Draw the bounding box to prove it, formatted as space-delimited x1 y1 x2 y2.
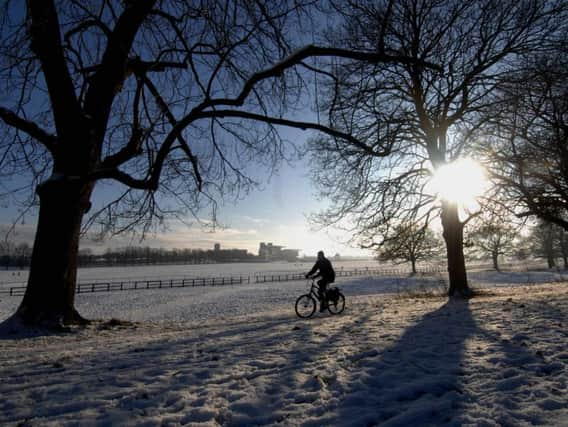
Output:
64 18 112 42
0 107 56 154
93 42 440 194
27 0 81 134
200 45 442 111
196 109 391 157
100 78 144 168
137 74 203 191
84 0 156 132
88 167 155 191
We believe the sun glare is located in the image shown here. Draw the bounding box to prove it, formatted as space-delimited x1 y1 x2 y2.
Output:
428 158 488 209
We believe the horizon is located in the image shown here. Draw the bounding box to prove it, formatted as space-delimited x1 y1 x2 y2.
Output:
0 127 374 259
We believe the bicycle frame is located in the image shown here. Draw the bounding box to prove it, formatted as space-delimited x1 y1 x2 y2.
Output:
306 278 324 302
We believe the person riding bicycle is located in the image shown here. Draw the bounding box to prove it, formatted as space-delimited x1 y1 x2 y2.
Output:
305 250 336 312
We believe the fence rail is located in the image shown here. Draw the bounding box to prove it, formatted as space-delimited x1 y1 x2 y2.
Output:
252 267 442 283
0 267 444 297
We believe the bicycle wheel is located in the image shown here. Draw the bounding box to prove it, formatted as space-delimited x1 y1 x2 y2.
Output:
295 294 316 318
327 291 345 315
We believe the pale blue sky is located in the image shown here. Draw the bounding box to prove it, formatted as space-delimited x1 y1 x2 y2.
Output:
0 136 371 258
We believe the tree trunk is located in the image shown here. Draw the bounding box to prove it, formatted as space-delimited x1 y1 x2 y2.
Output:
410 257 417 275
492 250 500 271
14 178 93 327
547 255 556 269
441 202 470 297
544 226 556 269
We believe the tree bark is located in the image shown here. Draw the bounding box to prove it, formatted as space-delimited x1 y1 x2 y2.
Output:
14 178 93 327
441 202 470 297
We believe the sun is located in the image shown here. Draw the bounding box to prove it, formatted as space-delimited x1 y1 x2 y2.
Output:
428 158 488 209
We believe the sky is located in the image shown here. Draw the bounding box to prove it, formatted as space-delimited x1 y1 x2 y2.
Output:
0 131 372 258
107 156 369 257
0 2 374 259
1 125 491 259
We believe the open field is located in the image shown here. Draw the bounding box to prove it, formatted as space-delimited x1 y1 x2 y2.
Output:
1 269 568 426
1 273 568 426
0 260 384 288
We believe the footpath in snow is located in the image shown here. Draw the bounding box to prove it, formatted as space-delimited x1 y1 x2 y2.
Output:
1 273 568 426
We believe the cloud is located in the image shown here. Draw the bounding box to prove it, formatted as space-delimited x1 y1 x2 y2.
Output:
0 216 372 258
239 215 271 226
0 224 36 246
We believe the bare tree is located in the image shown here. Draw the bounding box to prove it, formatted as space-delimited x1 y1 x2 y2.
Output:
375 224 441 274
532 221 560 268
307 0 567 297
467 216 519 271
482 50 568 231
537 221 568 269
557 230 568 269
0 1 427 327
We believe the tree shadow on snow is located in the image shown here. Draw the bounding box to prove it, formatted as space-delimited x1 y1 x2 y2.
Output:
463 298 568 426
2 297 562 426
332 296 565 427
0 314 69 340
336 299 477 426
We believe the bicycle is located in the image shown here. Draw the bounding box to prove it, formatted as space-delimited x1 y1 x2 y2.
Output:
295 278 345 318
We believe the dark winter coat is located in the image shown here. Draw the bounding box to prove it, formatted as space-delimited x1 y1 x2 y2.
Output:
307 257 335 283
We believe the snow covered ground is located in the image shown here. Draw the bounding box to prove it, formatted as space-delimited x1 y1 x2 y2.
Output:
0 260 384 287
1 270 568 426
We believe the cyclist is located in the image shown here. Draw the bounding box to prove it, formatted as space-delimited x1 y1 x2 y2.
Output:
305 250 336 312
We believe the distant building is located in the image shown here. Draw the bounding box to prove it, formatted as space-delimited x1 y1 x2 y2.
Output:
211 243 251 262
280 249 300 262
258 242 299 262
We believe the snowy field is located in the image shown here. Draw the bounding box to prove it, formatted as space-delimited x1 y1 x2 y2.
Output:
0 260 383 288
1 270 568 426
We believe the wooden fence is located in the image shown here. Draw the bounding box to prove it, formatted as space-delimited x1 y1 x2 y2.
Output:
0 267 444 297
252 267 443 283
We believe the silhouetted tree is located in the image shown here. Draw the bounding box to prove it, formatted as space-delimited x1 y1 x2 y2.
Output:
375 224 442 274
308 0 567 297
557 229 568 269
468 218 519 271
519 220 568 268
536 221 558 269
0 1 426 327
482 48 568 231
